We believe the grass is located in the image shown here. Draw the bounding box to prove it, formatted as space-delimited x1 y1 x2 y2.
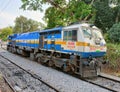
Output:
104 43 120 72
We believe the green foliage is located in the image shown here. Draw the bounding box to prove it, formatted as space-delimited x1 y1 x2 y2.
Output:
44 1 94 28
20 0 120 33
0 27 13 41
65 1 93 22
13 15 44 33
94 0 115 33
108 22 120 43
104 33 110 43
21 0 43 11
105 43 120 70
21 0 66 11
44 7 66 28
21 0 94 28
114 5 120 23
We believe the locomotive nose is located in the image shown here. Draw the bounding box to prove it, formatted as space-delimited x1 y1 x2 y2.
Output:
89 58 97 68
95 38 106 46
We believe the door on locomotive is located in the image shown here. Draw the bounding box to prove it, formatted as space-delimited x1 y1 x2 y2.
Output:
39 35 44 48
50 32 55 50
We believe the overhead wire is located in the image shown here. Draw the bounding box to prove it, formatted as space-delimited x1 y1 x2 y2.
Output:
0 0 11 15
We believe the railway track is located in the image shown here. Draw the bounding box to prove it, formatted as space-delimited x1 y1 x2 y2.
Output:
83 75 120 92
1 47 120 92
2 73 16 92
0 52 59 92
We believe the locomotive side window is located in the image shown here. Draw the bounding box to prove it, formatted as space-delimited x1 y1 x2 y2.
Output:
63 30 77 41
63 31 67 41
68 31 72 40
72 30 77 41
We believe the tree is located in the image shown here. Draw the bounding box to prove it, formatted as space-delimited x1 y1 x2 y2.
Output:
44 7 66 28
21 0 94 28
93 0 120 33
108 22 120 43
65 1 93 22
21 0 66 11
21 0 120 32
13 15 44 33
0 27 13 41
94 1 114 32
114 4 120 23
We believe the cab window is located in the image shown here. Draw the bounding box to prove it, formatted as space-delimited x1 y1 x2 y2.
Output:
63 31 67 41
82 28 92 38
72 30 77 41
63 30 77 41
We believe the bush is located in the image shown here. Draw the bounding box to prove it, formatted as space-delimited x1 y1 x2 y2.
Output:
0 27 13 41
108 22 120 43
105 43 120 70
104 33 110 43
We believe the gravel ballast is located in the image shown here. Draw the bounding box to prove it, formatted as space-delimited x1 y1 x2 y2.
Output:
0 54 55 92
0 49 111 92
0 73 13 92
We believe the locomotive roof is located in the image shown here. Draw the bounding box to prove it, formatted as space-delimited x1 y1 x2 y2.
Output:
12 31 40 40
10 23 97 40
63 23 92 29
40 27 62 33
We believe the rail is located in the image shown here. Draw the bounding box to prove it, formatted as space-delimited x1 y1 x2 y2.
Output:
0 53 59 92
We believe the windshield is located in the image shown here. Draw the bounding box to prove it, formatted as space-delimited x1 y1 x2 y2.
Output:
92 28 103 39
82 27 92 38
82 27 103 39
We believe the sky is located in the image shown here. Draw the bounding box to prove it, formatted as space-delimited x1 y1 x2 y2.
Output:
0 0 48 28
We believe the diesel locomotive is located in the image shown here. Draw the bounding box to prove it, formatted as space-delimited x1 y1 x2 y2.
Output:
7 23 107 77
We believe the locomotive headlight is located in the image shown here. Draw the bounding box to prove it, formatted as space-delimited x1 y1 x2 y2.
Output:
95 38 101 45
92 28 104 45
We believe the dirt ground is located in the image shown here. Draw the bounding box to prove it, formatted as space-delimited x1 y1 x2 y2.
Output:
0 74 13 92
102 65 120 77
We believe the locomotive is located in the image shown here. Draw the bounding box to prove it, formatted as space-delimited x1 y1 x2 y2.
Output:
7 23 107 77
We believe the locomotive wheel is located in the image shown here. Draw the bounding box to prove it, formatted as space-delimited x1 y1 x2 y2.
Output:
48 60 54 67
37 57 40 63
37 57 44 64
37 57 41 63
62 64 69 72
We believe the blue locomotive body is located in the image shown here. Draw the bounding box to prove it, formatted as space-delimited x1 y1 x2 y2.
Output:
14 31 40 48
7 23 107 77
40 27 62 51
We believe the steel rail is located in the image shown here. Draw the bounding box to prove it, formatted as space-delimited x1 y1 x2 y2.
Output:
1 46 118 92
99 74 120 83
0 53 59 92
1 73 16 92
83 78 117 92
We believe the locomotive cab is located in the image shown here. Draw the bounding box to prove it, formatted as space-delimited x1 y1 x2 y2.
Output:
81 24 106 57
61 23 107 77
80 24 107 77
